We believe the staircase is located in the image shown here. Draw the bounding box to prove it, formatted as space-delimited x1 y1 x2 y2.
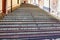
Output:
0 4 60 39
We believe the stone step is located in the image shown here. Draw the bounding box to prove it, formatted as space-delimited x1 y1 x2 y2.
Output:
0 32 59 39
0 26 60 32
0 31 60 35
0 4 60 39
0 23 60 27
0 20 58 22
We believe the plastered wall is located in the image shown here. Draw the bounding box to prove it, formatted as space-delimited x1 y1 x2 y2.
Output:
0 0 22 13
50 0 60 20
12 0 17 6
6 0 22 12
0 0 2 13
6 0 11 10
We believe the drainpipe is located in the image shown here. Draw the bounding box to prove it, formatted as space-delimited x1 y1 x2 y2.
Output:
17 0 19 4
11 0 12 12
49 0 50 12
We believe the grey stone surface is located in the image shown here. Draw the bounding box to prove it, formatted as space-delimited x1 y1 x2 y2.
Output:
0 4 60 28
0 4 60 39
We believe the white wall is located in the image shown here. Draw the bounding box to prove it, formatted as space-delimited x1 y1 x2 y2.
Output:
56 0 60 19
35 0 39 6
32 0 36 5
57 0 60 15
28 0 31 4
38 0 44 9
6 0 11 10
12 0 17 6
31 0 34 4
0 0 2 13
19 0 22 5
6 0 22 10
29 0 39 6
43 0 50 12
50 0 59 19
30 0 33 4
50 0 57 13
6 0 18 10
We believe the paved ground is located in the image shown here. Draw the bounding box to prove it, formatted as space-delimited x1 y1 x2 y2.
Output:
0 4 60 40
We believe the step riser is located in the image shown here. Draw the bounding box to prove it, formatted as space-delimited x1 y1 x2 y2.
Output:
0 33 60 39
